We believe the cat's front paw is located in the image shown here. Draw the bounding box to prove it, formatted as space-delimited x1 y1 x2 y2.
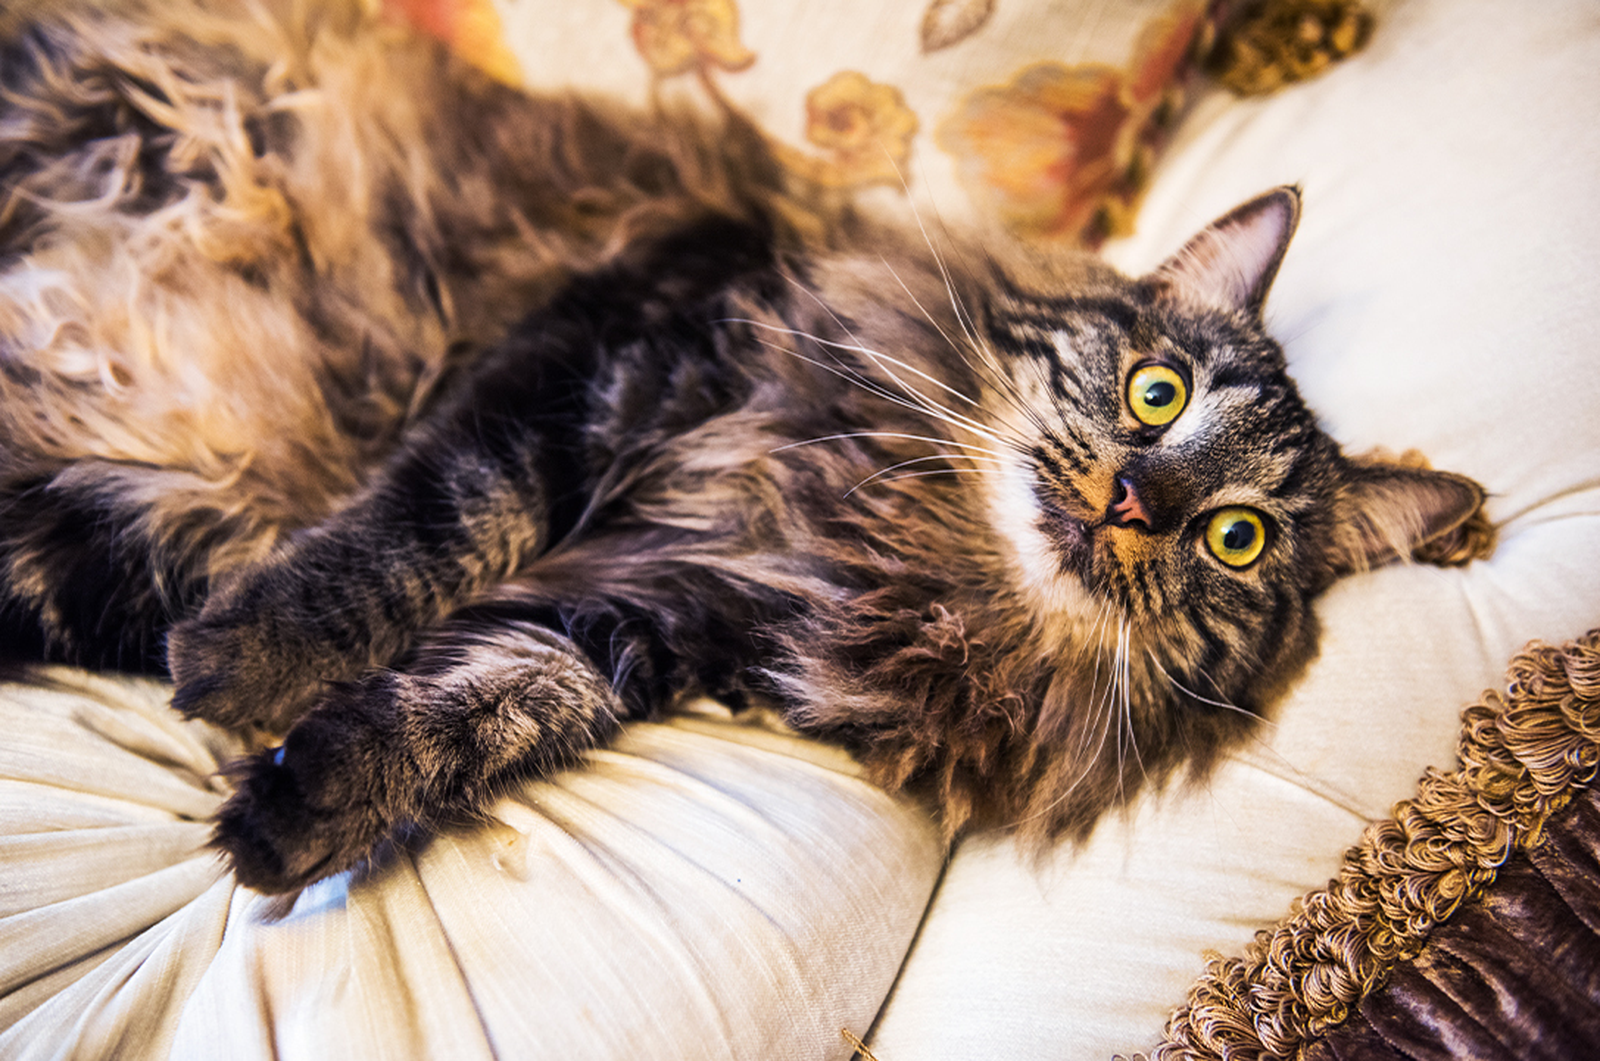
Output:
167 578 342 731
212 711 393 893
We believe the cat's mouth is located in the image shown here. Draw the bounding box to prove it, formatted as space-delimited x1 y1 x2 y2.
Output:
1032 492 1094 580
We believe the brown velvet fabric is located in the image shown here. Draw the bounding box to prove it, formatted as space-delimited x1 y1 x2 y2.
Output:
1306 788 1600 1061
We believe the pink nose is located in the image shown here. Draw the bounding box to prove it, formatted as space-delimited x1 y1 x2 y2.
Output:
1108 476 1152 529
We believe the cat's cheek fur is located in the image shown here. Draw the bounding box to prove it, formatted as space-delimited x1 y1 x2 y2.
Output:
985 457 1104 628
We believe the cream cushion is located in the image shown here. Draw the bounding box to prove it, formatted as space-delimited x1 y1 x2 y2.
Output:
0 674 940 1058
867 0 1600 1055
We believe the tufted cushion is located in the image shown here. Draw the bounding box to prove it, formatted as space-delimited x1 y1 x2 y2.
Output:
0 674 940 1058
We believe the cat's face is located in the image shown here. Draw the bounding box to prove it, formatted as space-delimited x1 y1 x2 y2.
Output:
983 285 1328 702
971 188 1482 717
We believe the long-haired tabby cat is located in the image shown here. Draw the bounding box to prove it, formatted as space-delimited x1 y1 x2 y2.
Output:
0 0 1487 893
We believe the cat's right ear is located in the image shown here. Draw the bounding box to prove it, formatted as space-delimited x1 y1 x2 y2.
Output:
1145 186 1301 317
1325 454 1490 576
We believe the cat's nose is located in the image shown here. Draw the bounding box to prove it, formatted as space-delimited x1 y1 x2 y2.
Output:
1106 476 1153 530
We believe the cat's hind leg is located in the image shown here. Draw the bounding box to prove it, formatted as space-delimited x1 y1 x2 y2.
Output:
214 615 624 893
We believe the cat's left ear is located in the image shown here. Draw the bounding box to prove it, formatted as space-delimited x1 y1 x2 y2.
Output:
1327 454 1489 576
1146 186 1301 316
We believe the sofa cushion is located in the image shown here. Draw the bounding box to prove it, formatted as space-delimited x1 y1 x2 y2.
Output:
0 675 941 1058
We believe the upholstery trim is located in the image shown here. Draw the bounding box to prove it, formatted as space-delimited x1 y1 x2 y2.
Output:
1150 629 1600 1059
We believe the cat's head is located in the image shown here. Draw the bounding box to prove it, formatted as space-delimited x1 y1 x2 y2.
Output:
975 187 1485 726
763 187 1488 840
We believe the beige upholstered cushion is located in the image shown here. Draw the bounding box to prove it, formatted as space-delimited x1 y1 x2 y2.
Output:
0 674 940 1058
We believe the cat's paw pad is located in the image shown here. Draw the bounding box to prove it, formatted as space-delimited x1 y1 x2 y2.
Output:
212 721 390 894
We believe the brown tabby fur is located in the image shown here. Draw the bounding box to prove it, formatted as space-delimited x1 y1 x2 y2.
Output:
0 0 1490 891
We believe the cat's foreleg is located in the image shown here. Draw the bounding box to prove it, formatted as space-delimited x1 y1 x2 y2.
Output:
167 336 591 731
214 615 623 893
166 447 546 728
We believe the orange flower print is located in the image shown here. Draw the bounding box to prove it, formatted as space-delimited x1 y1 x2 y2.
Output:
616 0 756 78
801 71 920 187
937 1 1205 244
1127 1 1206 107
383 0 521 84
939 63 1129 241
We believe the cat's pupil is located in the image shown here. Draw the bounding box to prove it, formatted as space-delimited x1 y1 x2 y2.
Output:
1143 381 1176 408
1222 520 1256 551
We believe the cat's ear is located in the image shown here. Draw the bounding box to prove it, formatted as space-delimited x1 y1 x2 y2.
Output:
1327 454 1488 575
1146 186 1301 316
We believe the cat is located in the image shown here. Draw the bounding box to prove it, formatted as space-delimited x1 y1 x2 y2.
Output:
0 0 1488 893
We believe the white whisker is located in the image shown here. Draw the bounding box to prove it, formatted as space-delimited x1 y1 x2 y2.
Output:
758 273 1034 447
873 256 1053 439
844 454 1006 498
742 327 1031 458
745 335 934 414
848 467 1000 492
733 317 1011 447
1014 632 1121 829
1088 598 1115 700
733 316 972 406
889 167 987 356
1112 619 1127 799
872 254 1006 385
1145 651 1276 728
746 306 984 409
771 431 1007 460
1122 619 1148 783
797 151 1037 445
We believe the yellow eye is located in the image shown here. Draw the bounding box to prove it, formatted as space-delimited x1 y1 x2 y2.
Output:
1205 508 1268 568
1127 364 1188 426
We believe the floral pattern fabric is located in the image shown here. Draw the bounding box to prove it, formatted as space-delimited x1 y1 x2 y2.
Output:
615 0 755 78
388 0 1233 247
389 0 1368 248
386 1 1370 247
934 2 1204 243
